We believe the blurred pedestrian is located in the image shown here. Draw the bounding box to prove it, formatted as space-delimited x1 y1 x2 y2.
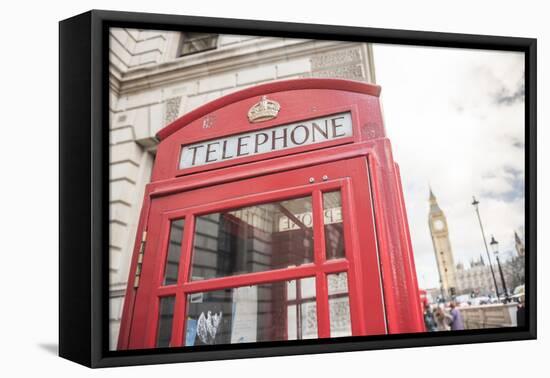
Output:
449 301 465 330
516 296 525 327
434 306 452 331
423 304 437 332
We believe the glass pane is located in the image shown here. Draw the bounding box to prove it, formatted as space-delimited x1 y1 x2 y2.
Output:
328 272 352 337
323 191 345 259
163 219 185 285
180 33 218 56
190 196 313 281
184 277 317 346
156 296 175 348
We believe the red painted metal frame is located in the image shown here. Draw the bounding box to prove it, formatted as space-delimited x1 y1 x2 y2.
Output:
117 191 151 349
156 79 381 141
118 78 425 351
367 147 425 334
126 172 373 349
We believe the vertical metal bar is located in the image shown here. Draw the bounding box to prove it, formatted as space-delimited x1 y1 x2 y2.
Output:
144 217 172 348
313 190 330 338
144 296 161 348
170 292 185 347
473 199 501 300
496 255 509 301
179 214 196 284
296 279 303 339
174 215 196 346
315 272 330 338
313 190 326 267
367 155 398 333
340 179 367 335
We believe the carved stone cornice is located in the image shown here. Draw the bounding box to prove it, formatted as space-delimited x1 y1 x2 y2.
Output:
109 37 368 95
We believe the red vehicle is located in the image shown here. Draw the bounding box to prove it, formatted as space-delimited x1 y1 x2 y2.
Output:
118 78 425 350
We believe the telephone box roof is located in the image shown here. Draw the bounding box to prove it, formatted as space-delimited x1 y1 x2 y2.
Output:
156 78 381 141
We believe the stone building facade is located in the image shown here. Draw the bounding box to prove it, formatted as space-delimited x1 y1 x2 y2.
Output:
455 257 496 296
455 229 526 297
108 27 376 349
455 251 522 297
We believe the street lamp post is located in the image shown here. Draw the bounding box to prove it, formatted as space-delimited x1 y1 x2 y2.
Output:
471 196 501 301
439 279 445 303
490 236 510 302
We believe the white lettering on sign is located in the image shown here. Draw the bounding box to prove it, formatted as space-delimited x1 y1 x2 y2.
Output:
278 207 342 232
179 112 352 169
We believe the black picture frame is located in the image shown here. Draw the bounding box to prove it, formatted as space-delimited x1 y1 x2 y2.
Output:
59 9 537 368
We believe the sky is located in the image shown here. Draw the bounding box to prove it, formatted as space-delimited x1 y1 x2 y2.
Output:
372 44 525 289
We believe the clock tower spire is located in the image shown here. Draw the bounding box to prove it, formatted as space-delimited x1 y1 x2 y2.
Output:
428 189 458 298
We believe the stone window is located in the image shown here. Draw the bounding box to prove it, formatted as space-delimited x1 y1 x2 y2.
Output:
178 33 218 56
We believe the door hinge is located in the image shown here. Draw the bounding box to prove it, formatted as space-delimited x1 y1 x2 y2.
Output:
133 230 147 288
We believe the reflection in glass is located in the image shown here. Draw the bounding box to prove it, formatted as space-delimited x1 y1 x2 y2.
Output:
323 191 345 259
328 272 352 337
190 196 313 281
163 219 185 285
184 277 317 346
286 276 317 340
156 296 175 348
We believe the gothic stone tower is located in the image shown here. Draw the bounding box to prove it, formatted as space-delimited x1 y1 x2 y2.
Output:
515 231 525 257
428 189 458 298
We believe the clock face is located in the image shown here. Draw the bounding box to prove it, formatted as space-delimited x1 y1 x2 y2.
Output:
434 219 445 231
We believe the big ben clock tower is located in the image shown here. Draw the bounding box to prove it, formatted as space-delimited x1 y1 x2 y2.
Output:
428 189 458 298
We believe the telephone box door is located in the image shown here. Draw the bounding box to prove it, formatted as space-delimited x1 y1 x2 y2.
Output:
123 157 386 349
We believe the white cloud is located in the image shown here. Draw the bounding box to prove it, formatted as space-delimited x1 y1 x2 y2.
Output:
372 44 525 289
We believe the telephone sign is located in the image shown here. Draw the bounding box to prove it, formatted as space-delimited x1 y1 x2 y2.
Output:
179 112 352 169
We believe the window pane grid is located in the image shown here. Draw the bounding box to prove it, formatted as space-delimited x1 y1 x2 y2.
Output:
157 188 349 293
183 276 318 346
155 186 352 346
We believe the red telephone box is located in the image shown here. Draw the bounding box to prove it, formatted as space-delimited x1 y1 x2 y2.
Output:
118 78 425 350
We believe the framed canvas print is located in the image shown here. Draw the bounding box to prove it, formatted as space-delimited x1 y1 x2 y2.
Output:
59 9 536 368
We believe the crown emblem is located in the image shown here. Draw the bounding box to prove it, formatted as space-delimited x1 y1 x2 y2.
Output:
247 96 280 123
